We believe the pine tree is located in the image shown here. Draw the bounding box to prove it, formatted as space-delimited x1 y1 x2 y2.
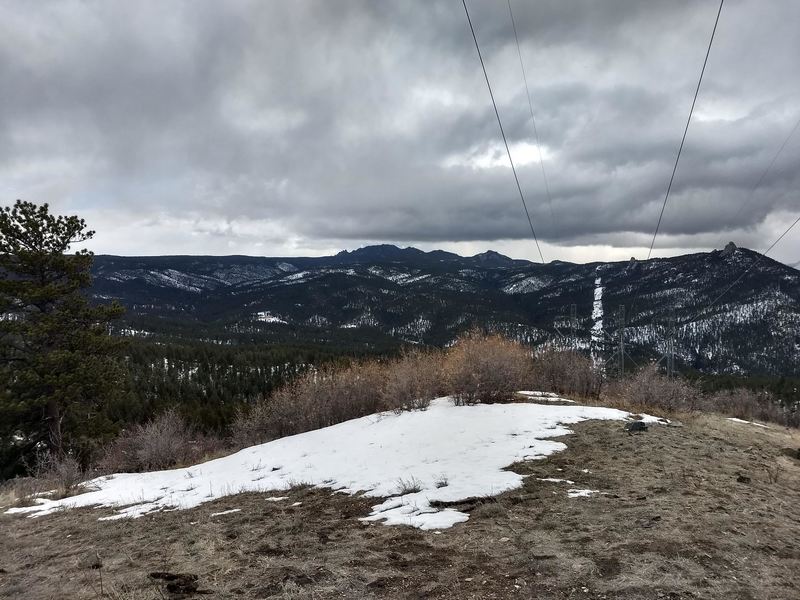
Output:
0 200 127 476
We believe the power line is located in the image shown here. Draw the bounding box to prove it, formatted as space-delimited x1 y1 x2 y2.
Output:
705 213 800 311
506 0 556 227
670 213 800 365
647 0 724 260
627 0 724 324
461 0 545 264
723 113 800 241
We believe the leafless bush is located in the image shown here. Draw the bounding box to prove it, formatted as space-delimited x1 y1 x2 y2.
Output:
443 331 533 405
232 361 388 446
706 388 792 426
787 407 800 429
0 476 47 507
33 452 86 498
395 475 423 495
609 364 700 414
530 349 603 398
381 350 442 412
2 453 88 504
98 409 221 473
230 399 274 448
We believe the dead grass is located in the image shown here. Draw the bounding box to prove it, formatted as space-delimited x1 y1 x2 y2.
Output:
2 413 799 599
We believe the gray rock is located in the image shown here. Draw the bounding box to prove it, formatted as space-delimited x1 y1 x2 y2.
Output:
624 421 648 433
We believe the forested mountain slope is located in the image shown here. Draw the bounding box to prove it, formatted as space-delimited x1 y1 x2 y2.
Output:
91 243 800 376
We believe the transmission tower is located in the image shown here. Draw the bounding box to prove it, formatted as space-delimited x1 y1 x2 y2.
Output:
617 305 626 377
666 308 676 378
570 303 577 351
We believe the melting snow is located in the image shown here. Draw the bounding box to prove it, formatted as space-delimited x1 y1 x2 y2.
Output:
7 398 656 529
726 417 771 429
210 508 241 517
567 488 598 498
517 391 576 403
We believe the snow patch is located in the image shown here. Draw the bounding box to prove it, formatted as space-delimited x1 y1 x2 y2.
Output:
254 311 287 324
502 275 549 294
517 391 576 403
726 417 771 429
567 488 598 498
210 508 241 517
7 399 657 529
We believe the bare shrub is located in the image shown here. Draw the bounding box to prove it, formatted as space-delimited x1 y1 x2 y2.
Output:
34 453 86 498
531 350 603 398
2 453 88 504
231 361 388 446
706 388 800 427
98 409 220 473
381 350 442 412
230 400 274 448
395 475 423 495
707 388 790 426
610 365 700 415
443 331 533 405
0 476 48 507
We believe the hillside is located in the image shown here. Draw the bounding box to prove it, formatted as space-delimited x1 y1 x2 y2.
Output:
3 395 799 599
7 398 658 525
91 244 800 376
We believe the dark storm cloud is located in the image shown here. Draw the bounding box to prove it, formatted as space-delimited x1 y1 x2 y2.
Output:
0 0 798 261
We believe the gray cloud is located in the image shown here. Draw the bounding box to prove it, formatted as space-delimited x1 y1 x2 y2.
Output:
0 0 799 263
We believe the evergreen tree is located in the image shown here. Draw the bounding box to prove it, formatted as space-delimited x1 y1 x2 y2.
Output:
0 200 127 476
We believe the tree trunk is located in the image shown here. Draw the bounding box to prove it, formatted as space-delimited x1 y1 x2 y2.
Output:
46 397 63 457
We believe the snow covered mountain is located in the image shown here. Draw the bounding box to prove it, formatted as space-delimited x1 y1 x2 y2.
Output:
91 243 800 376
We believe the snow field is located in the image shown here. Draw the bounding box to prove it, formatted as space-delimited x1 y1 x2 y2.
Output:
7 397 657 529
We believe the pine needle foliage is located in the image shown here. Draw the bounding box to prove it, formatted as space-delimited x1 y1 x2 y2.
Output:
0 200 128 477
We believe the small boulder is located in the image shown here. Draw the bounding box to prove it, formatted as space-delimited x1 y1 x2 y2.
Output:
624 421 648 434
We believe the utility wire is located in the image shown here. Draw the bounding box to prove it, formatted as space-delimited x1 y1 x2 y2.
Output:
654 211 800 376
704 213 800 311
462 0 545 263
723 113 800 242
647 0 724 260
628 0 724 324
506 0 556 227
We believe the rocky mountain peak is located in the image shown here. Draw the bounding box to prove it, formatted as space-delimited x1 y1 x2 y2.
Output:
722 241 738 257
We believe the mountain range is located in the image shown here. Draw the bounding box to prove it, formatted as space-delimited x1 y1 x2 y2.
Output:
91 243 800 376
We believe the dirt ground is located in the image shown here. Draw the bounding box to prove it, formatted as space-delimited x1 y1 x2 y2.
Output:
1 412 799 600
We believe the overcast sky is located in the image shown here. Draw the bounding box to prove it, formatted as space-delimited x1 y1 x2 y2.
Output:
1 0 798 264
